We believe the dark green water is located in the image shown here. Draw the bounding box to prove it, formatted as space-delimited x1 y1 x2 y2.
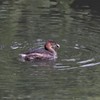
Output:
0 0 100 100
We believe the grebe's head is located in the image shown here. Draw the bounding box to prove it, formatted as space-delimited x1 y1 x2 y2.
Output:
44 40 60 50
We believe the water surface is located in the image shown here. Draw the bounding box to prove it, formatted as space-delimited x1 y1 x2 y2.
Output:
0 0 100 100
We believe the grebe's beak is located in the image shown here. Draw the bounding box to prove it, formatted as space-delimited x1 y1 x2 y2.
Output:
56 44 60 48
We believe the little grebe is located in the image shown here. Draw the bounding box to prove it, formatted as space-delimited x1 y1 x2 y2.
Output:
19 40 60 61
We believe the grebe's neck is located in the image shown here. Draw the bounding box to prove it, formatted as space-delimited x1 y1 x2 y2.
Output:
48 47 57 58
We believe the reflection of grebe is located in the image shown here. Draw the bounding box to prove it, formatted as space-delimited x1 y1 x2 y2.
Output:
19 40 60 61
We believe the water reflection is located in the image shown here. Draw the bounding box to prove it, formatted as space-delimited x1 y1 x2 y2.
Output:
19 59 56 67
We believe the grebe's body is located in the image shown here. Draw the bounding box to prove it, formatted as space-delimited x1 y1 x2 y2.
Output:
19 40 60 61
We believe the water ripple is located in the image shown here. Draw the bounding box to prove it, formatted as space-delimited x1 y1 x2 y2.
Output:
77 58 95 64
80 62 100 68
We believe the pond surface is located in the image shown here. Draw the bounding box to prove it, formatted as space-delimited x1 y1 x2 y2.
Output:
0 0 100 100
